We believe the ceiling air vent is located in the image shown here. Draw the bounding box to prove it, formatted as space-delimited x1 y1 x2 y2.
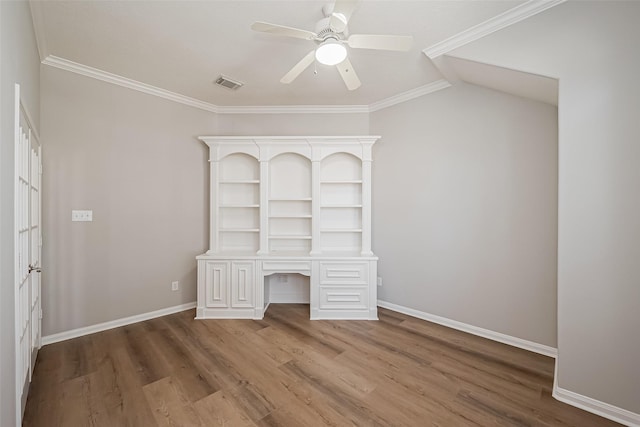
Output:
214 75 243 90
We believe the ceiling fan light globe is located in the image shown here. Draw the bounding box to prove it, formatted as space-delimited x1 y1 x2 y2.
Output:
315 41 347 66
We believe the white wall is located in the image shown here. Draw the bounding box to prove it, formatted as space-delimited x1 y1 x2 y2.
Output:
371 82 558 348
451 1 640 415
0 1 41 425
41 66 214 335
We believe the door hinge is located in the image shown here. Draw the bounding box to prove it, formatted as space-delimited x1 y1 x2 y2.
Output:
39 309 43 319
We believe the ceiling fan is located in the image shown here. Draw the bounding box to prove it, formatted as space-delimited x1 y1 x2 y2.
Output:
251 0 413 91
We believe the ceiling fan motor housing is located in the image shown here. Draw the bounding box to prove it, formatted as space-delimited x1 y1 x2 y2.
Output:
315 16 348 39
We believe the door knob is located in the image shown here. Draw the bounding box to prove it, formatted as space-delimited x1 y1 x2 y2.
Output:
28 264 41 274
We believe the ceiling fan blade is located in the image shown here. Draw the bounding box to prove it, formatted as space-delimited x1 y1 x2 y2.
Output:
329 0 360 33
336 58 361 91
251 21 317 41
281 50 317 84
347 34 413 51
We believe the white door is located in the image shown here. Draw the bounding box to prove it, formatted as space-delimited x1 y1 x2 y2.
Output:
14 83 42 423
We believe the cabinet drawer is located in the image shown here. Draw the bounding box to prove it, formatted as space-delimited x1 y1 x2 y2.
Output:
319 286 368 310
319 262 369 285
262 260 311 273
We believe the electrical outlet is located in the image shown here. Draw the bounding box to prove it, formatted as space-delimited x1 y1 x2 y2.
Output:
171 281 179 291
377 277 382 287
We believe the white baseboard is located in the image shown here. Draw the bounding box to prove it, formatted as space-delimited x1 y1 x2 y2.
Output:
553 385 640 427
378 300 640 425
377 300 557 358
41 302 196 345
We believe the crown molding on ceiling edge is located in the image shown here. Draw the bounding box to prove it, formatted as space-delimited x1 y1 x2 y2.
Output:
423 0 567 59
36 1 563 115
42 55 449 115
369 80 451 112
42 55 219 113
29 1 49 61
217 104 369 114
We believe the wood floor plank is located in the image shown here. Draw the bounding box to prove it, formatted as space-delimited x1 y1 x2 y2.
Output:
257 326 376 398
143 376 205 427
121 322 172 386
193 390 258 427
261 306 347 358
106 346 160 426
256 402 348 427
23 305 621 427
215 319 293 366
147 323 220 402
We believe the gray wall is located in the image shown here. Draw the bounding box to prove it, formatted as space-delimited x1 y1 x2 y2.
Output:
0 1 41 425
41 67 214 335
452 0 640 414
216 112 370 136
40 68 372 336
371 83 558 347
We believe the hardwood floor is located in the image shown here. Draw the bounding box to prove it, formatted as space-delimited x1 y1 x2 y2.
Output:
23 305 619 426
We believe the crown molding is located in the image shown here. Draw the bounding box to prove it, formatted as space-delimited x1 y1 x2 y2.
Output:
368 80 451 112
42 55 219 113
217 104 369 114
423 0 567 59
43 54 450 115
29 0 49 61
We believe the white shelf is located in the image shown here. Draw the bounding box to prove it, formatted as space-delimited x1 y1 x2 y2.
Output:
269 235 312 240
270 214 312 219
270 198 312 202
220 204 260 208
221 228 260 233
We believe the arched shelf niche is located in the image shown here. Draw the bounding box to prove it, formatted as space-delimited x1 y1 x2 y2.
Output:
268 152 312 255
319 152 363 254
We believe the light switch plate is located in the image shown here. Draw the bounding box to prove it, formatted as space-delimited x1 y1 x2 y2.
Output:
72 210 93 222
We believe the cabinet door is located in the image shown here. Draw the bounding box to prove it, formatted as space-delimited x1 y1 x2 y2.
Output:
231 261 255 308
205 261 229 308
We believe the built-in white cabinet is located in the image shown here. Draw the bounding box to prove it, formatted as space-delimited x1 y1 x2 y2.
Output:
196 136 379 320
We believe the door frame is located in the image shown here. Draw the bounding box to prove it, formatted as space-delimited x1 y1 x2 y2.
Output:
14 83 42 426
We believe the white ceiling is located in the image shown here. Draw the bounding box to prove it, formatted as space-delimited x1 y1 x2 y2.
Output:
443 55 558 105
32 0 526 106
